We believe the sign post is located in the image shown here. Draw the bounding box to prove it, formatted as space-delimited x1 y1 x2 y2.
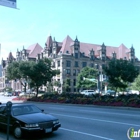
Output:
6 101 12 140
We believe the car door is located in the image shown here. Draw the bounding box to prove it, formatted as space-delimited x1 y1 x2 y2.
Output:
0 106 7 129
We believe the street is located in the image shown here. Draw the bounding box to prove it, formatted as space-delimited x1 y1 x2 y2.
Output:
0 96 140 139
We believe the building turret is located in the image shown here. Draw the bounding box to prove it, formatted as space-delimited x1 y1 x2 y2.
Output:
112 51 116 59
52 37 58 58
89 49 95 60
100 43 106 61
130 45 135 62
72 36 80 59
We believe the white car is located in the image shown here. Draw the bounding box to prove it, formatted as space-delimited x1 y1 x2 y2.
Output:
19 91 35 96
19 92 26 96
80 90 96 95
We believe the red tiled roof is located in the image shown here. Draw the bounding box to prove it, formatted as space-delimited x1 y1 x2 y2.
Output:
27 43 43 58
60 35 73 54
80 43 101 56
59 35 131 59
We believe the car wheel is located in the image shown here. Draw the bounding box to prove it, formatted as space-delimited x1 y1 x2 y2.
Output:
13 125 22 139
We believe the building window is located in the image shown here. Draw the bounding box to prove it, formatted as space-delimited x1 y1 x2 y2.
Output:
102 64 105 69
75 47 78 51
57 61 60 67
82 62 87 67
73 69 76 76
66 69 71 75
75 53 78 58
90 56 94 60
74 88 76 92
95 64 99 69
77 69 80 75
75 61 79 67
90 63 94 67
73 79 76 86
51 62 55 67
66 60 71 67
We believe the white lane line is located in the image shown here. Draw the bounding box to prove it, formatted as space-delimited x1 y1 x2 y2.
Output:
51 113 140 127
79 110 140 117
48 107 64 110
60 127 114 140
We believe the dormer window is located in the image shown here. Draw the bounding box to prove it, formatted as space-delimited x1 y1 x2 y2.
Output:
112 52 116 59
75 53 78 59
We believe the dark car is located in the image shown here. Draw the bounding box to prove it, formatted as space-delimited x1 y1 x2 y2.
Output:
0 103 61 139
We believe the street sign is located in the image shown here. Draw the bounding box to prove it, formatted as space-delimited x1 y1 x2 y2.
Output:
0 0 17 9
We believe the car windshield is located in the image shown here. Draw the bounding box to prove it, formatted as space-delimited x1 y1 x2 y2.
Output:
12 105 42 116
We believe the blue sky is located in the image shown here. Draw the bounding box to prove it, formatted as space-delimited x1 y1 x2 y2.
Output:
0 0 140 60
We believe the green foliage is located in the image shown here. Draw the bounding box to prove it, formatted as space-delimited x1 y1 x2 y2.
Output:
76 67 98 89
131 74 140 91
28 92 140 108
6 61 21 80
104 59 139 91
4 87 12 92
6 58 60 97
6 61 32 92
63 78 71 92
27 58 60 96
53 81 61 87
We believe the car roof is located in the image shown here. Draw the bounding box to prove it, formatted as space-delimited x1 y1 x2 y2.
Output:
0 103 34 107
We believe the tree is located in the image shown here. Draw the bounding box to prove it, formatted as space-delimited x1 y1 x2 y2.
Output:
131 74 140 91
27 58 60 97
104 59 139 91
6 61 32 92
6 58 60 97
63 78 71 92
76 67 98 90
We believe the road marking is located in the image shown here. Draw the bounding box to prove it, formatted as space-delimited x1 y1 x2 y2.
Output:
48 107 65 110
79 110 140 117
60 127 114 140
51 113 140 127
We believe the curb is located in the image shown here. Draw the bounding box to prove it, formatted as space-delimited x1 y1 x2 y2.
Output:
24 101 140 110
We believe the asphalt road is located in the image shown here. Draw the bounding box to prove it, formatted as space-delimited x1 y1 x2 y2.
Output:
0 100 140 140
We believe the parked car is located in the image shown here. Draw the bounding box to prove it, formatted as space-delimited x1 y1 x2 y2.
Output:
13 91 20 96
80 90 96 95
0 103 61 139
19 92 26 96
19 91 35 96
106 90 115 95
4 92 12 96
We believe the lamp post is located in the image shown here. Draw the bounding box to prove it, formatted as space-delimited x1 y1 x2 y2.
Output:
97 71 101 93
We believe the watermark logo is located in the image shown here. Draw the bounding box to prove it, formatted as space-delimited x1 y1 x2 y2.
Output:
127 127 140 139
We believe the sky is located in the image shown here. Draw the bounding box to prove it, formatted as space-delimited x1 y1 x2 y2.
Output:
0 0 140 60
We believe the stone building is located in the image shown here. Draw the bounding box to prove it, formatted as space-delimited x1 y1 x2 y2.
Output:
0 35 139 93
0 43 43 92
